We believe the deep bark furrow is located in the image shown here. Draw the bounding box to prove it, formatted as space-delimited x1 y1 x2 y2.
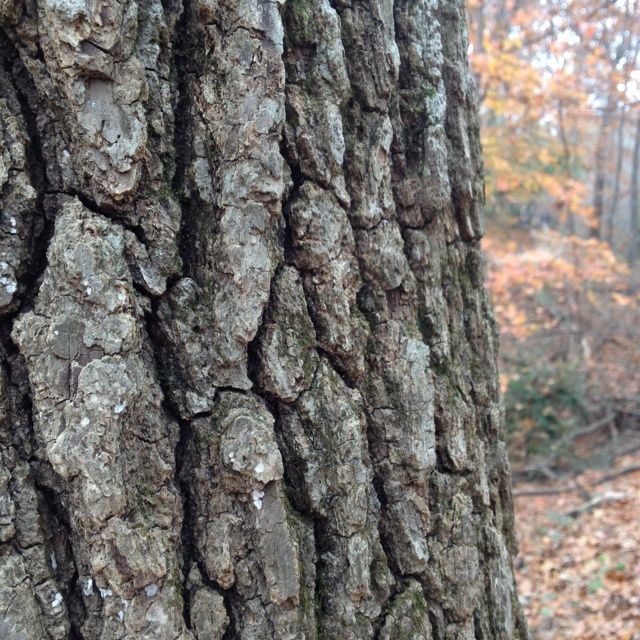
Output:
0 39 79 639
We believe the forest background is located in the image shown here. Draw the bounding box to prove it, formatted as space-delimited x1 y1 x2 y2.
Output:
468 1 640 637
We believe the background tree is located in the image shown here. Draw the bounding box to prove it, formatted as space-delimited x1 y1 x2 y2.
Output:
0 1 527 639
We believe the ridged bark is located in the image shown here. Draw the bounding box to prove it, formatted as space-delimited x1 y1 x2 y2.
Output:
0 1 528 638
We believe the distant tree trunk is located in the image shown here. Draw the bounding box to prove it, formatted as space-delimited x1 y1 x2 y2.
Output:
592 103 613 238
630 116 640 267
596 5 637 243
472 0 486 53
557 100 576 235
606 111 626 245
0 1 527 639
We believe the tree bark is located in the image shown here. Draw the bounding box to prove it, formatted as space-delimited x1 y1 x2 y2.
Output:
591 102 613 238
630 115 640 267
0 1 527 639
606 110 626 245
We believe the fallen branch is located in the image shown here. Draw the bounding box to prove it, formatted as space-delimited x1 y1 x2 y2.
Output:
514 478 591 499
513 462 640 499
514 486 581 497
593 463 640 486
562 491 627 518
552 413 615 450
512 464 558 483
613 439 640 458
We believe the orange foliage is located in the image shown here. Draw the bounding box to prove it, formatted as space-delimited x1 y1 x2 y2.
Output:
484 227 640 412
484 230 632 339
468 0 639 229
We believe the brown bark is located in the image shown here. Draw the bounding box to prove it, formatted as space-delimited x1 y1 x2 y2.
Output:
0 1 527 639
630 115 640 267
591 103 613 238
557 100 576 235
606 111 626 244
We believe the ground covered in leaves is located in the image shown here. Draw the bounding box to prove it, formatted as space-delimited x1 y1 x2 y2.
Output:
514 454 640 639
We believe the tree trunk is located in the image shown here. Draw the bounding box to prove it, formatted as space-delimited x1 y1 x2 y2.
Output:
630 115 640 268
606 111 626 245
0 1 527 639
591 102 613 238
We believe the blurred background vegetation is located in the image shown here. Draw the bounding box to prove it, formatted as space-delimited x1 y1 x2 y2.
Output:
467 0 640 477
467 5 640 636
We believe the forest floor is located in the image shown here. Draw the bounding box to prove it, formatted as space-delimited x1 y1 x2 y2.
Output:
514 452 640 639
